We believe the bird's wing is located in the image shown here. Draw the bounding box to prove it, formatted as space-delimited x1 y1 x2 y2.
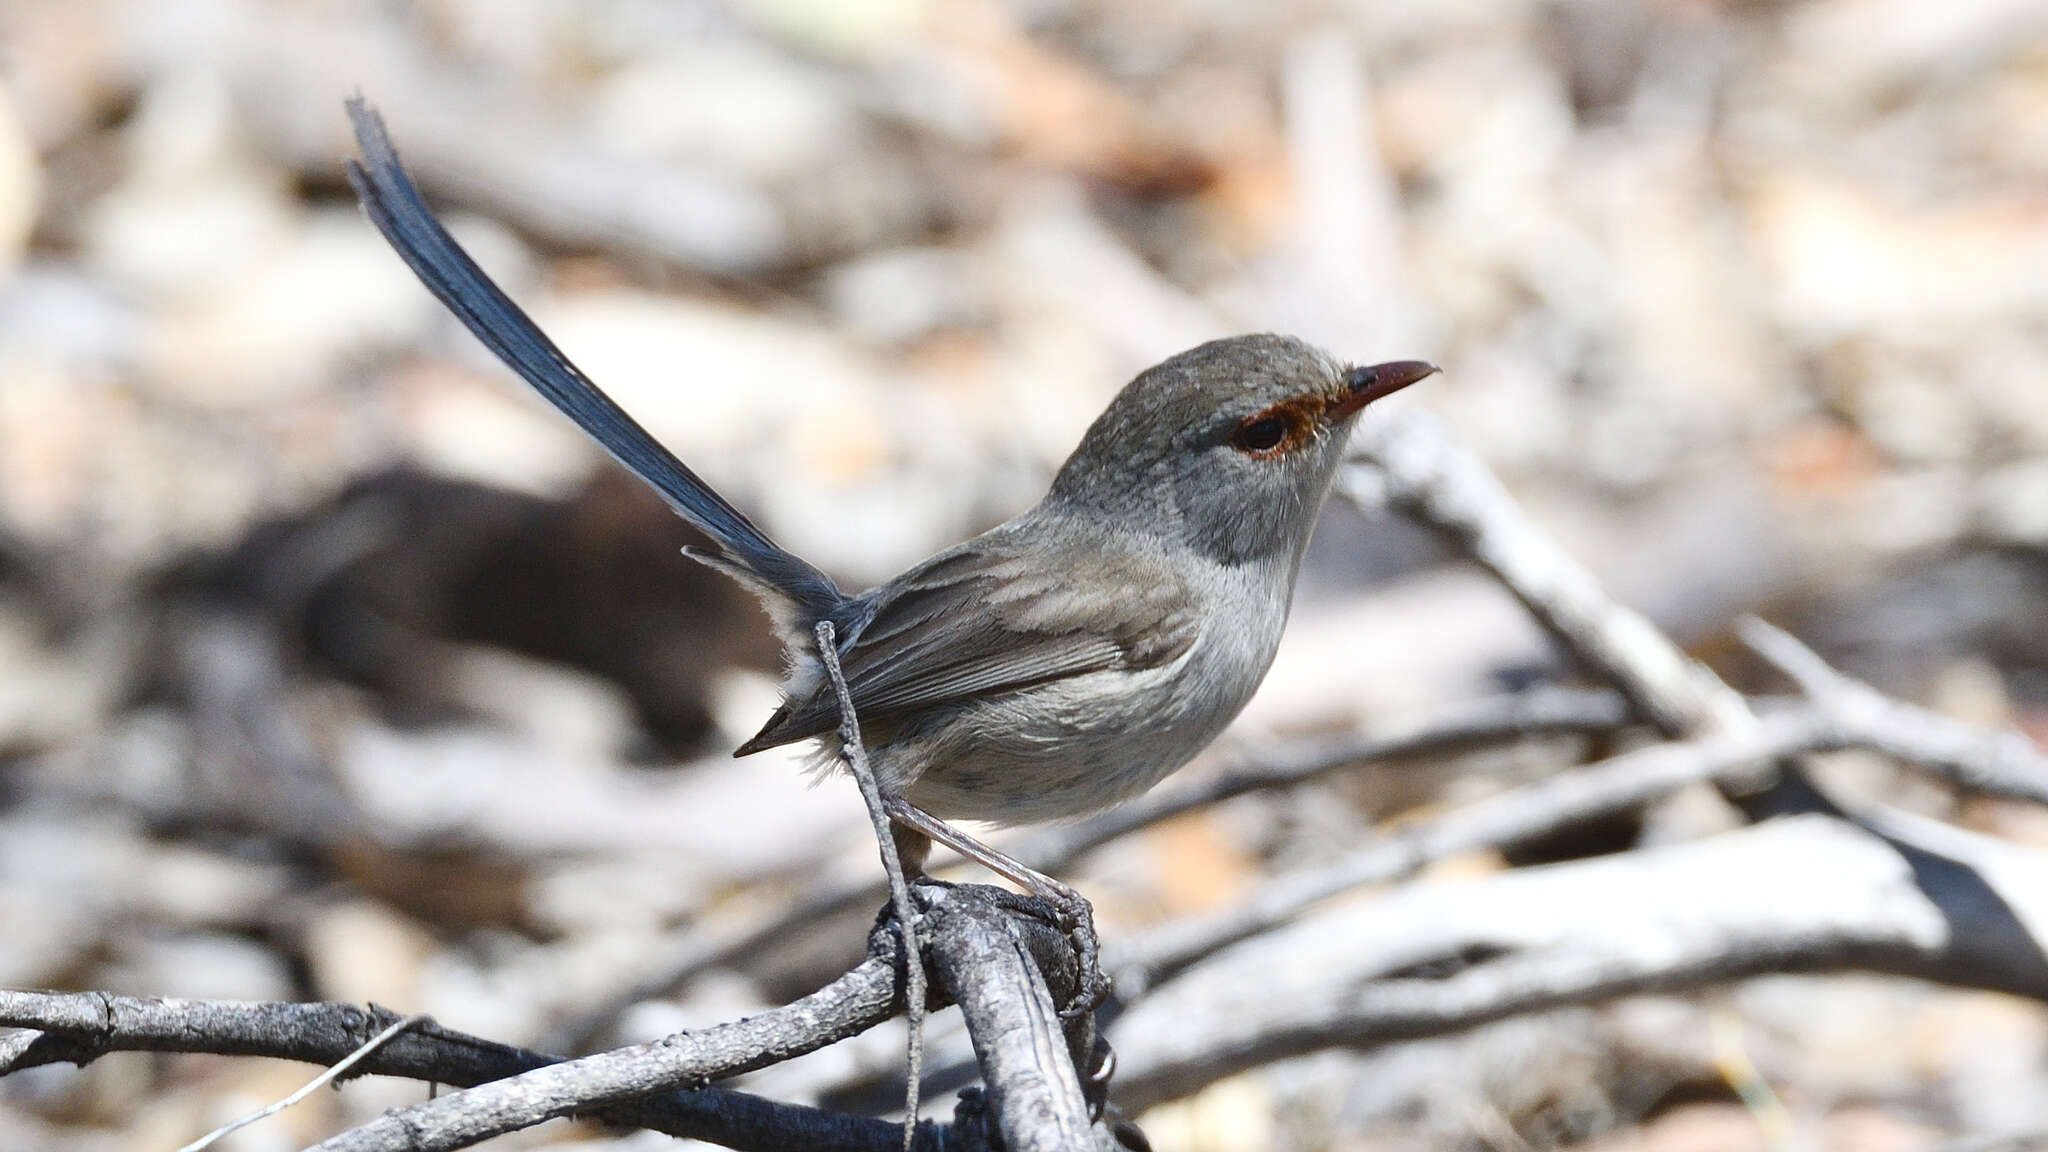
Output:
735 528 1200 753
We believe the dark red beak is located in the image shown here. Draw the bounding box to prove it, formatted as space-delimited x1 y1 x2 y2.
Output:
1327 360 1439 421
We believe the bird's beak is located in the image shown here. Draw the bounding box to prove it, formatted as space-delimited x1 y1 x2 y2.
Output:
1327 360 1439 422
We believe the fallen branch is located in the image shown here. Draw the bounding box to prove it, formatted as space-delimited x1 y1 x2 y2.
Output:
0 988 917 1150
1110 710 1814 992
1741 617 2048 806
1109 813 2048 1112
922 885 1121 1152
301 954 905 1151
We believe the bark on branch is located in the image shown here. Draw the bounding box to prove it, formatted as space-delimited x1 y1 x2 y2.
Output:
0 986 914 1150
295 953 903 1152
1 886 1104 1152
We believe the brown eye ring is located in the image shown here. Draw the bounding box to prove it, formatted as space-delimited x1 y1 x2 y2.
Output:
1230 398 1326 456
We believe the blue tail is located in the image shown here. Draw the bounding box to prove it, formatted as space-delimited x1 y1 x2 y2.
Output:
344 98 843 621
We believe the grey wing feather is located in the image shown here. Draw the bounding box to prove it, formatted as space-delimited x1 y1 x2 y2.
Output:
735 527 1199 754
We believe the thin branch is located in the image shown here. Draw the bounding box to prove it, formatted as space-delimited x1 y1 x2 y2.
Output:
1736 616 1853 699
302 955 904 1152
0 989 920 1150
1739 616 2048 806
1343 414 1751 739
1 995 503 1080
922 886 1117 1152
1109 813 2048 1112
179 1014 429 1151
1110 711 1817 992
817 618 928 1147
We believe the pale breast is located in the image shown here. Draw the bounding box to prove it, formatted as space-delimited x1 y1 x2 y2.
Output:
895 553 1294 825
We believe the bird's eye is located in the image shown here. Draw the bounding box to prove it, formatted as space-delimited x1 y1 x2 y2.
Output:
1232 414 1291 455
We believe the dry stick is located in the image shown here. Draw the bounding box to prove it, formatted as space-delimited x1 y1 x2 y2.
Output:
1111 710 1823 992
1342 415 1752 740
0 993 910 1147
1108 812 2048 1112
1738 616 2048 806
178 1014 428 1152
0 995 529 1081
1346 415 2048 814
0 979 1012 1152
299 956 902 1152
546 688 1629 1051
1115 682 2048 990
816 618 928 1149
922 886 1110 1152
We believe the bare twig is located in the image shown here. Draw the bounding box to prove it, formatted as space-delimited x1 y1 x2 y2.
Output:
923 886 1117 1152
1739 617 2048 806
1111 711 1818 992
1343 414 1752 739
302 955 903 1152
1737 616 1854 700
0 989 918 1150
178 1014 429 1152
818 618 928 1147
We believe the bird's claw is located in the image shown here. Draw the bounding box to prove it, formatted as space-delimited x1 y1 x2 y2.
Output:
1042 888 1111 1019
982 884 1111 1017
1083 1036 1118 1120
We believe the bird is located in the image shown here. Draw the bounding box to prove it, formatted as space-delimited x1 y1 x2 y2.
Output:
343 97 1435 927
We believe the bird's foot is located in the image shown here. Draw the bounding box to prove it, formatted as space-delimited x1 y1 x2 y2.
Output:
885 798 1112 1016
1042 885 1111 1019
986 882 1108 1017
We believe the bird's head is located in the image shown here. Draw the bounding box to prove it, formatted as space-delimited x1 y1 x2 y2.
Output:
1049 334 1436 566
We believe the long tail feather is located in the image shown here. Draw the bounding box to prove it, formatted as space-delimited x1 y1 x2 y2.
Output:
343 96 843 619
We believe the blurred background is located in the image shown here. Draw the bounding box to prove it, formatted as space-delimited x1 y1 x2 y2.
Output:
2 0 2046 1148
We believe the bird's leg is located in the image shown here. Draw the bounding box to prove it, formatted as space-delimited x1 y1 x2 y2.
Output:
883 797 1110 1016
890 822 934 880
